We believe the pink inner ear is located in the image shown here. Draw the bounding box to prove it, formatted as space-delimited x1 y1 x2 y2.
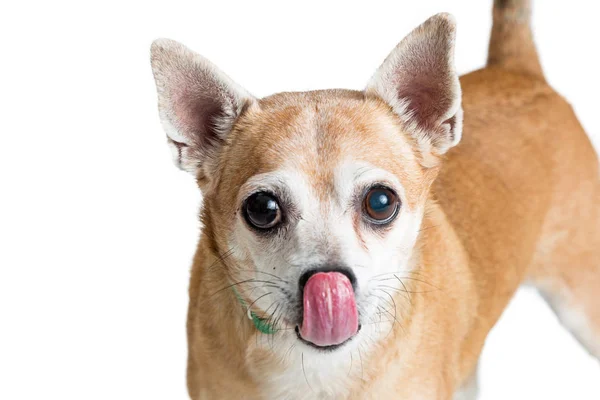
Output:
398 81 456 132
393 46 456 131
171 80 229 150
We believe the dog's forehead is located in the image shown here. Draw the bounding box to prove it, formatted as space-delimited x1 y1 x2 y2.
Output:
220 90 424 203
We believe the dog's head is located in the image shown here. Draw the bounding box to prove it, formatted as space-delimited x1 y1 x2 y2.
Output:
150 14 461 357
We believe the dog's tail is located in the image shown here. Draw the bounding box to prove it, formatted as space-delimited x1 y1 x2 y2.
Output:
487 0 544 80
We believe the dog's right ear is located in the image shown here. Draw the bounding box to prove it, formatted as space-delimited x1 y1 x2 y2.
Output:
150 39 256 179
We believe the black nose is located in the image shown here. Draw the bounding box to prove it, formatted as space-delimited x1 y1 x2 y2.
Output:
298 266 357 293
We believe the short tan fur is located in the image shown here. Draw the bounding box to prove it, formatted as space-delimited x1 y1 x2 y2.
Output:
150 1 600 398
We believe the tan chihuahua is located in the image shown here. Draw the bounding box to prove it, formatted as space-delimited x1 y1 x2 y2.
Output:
150 0 600 398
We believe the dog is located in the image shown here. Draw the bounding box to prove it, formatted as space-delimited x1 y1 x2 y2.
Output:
149 0 600 398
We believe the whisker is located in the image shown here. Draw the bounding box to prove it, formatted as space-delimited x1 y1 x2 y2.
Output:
235 269 289 283
302 353 313 391
370 293 399 337
357 346 364 382
266 303 281 347
348 352 353 376
283 344 296 364
363 318 395 326
207 279 283 300
370 269 431 280
246 291 273 312
369 290 407 336
396 275 442 291
205 247 236 273
394 275 413 304
375 284 437 295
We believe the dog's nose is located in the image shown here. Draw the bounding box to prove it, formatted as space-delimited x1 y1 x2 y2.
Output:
298 266 357 292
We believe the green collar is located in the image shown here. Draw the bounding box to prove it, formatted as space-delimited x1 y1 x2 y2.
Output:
232 286 277 335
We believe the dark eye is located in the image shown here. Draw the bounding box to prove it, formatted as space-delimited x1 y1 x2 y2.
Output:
363 187 400 224
243 192 282 230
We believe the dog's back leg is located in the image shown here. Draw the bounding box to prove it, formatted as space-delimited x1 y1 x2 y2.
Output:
453 362 479 400
528 158 600 360
489 0 600 362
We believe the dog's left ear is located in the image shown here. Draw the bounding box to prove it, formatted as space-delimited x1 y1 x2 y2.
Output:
366 13 462 158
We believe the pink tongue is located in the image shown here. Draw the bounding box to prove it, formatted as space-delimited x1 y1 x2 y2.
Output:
300 272 359 347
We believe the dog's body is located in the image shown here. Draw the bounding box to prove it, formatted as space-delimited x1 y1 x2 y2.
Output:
151 1 600 398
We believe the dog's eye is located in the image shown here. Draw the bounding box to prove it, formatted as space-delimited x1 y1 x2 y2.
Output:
243 192 282 230
363 187 400 224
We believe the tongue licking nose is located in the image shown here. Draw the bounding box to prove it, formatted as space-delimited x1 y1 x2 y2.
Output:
299 272 359 347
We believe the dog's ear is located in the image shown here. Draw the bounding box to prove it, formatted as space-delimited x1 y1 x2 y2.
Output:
366 13 462 159
150 39 255 177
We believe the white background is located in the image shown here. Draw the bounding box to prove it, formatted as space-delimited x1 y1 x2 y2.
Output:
1 0 599 399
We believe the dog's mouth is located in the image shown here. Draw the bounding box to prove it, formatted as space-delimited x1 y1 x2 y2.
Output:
295 325 361 351
295 271 360 349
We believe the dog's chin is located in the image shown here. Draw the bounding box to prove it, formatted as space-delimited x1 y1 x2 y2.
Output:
294 325 362 352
